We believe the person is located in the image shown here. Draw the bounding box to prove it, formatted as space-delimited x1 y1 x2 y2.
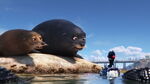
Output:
107 50 116 68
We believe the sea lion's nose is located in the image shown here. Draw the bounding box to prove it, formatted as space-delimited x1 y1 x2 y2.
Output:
80 43 85 47
41 42 48 46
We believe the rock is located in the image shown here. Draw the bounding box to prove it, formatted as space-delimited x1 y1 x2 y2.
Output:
122 67 150 82
0 53 101 74
0 66 33 83
0 66 17 82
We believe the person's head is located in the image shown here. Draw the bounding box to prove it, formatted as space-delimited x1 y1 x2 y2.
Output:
108 50 115 56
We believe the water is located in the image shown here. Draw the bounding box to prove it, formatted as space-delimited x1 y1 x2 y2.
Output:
17 73 149 84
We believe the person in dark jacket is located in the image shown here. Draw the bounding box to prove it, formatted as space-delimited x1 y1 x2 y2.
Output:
107 50 116 68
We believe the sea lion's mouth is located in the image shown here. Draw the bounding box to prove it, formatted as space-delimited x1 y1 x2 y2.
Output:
74 44 85 50
35 46 43 49
35 42 47 49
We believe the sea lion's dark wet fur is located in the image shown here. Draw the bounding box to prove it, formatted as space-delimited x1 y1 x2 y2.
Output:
0 29 47 56
32 19 86 57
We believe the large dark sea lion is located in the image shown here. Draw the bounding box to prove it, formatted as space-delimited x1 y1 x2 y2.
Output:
0 29 47 56
32 19 86 57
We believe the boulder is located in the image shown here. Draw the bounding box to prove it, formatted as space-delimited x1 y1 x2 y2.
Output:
0 53 101 74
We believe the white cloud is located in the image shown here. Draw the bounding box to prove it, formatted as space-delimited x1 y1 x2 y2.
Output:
110 46 142 55
82 46 150 61
109 46 126 52
110 46 148 59
127 46 142 52
82 49 108 61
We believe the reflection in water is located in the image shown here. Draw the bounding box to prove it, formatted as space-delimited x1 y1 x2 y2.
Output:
4 73 148 84
31 74 87 84
109 79 115 84
122 79 150 84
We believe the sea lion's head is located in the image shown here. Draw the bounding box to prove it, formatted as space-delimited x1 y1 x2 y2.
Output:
61 26 86 52
26 31 47 50
32 19 86 56
0 29 47 56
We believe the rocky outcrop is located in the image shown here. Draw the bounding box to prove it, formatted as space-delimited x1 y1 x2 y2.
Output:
122 68 150 82
0 53 101 74
0 66 18 82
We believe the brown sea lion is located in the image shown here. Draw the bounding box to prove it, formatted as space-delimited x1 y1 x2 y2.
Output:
0 29 47 56
32 19 86 58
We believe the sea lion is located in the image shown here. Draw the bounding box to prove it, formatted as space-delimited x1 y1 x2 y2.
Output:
0 29 47 56
32 19 86 57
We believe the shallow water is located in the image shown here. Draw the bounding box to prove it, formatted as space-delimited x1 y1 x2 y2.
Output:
6 73 150 84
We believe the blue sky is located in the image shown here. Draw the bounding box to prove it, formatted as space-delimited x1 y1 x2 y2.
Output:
0 0 150 61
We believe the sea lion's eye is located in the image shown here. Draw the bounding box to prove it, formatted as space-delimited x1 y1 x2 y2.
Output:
73 36 78 40
33 38 37 41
